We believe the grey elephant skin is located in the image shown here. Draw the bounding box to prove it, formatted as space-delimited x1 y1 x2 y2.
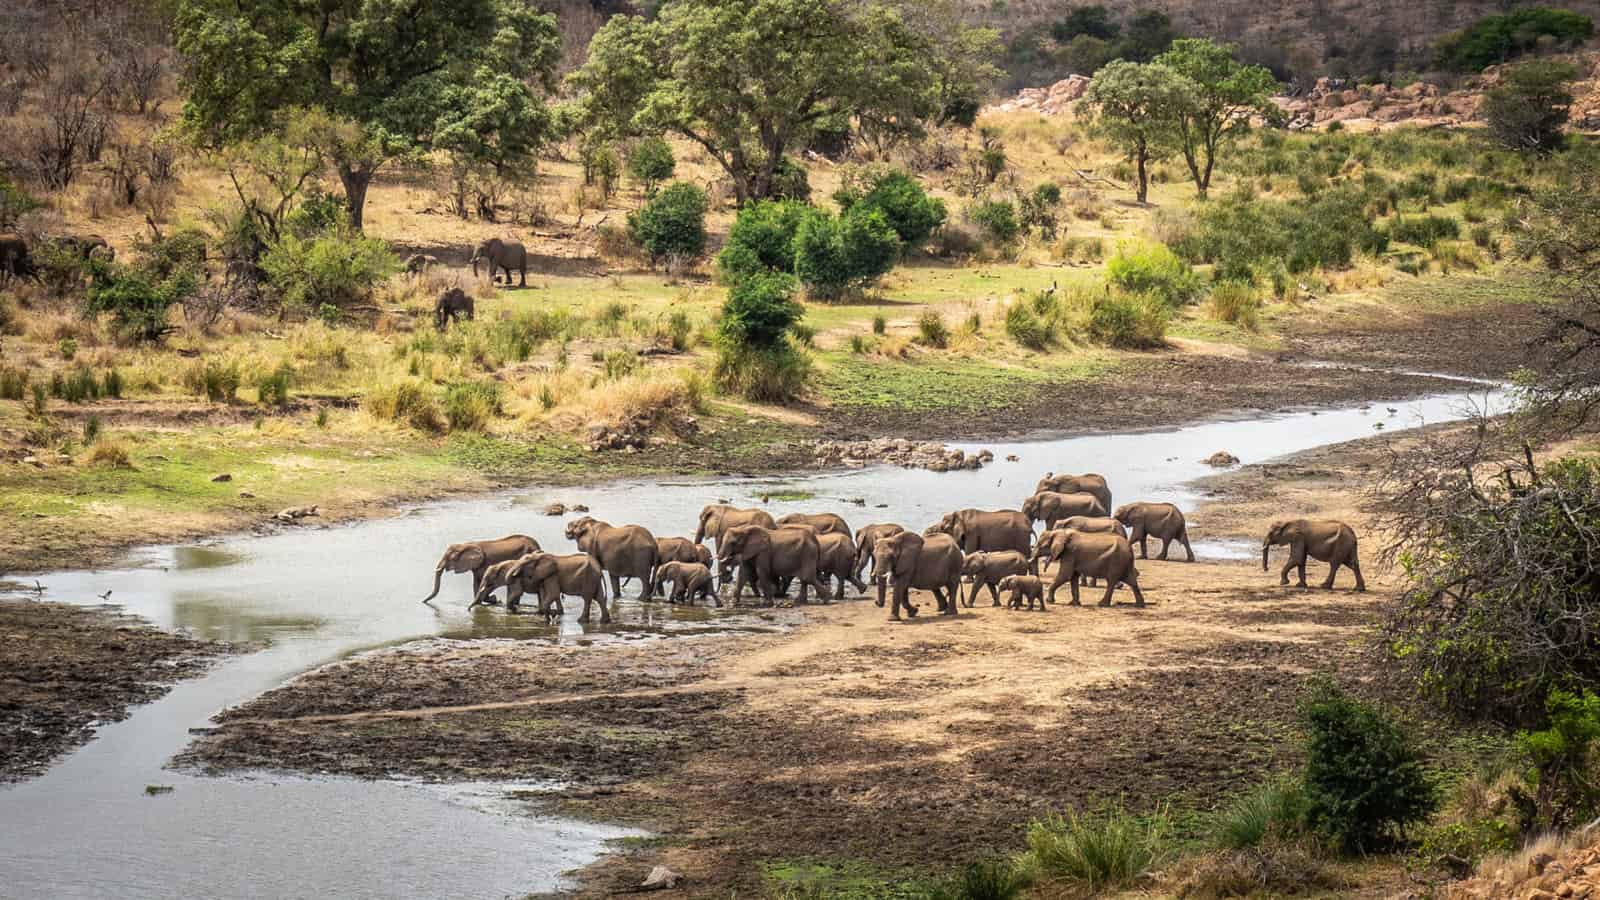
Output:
1036 529 1146 607
471 238 528 287
652 561 717 605
872 530 963 620
718 524 831 605
434 287 475 330
852 523 905 582
1263 518 1365 590
960 550 1030 607
775 512 852 536
566 517 659 601
695 505 778 584
997 574 1046 610
1034 472 1112 514
422 534 540 603
1022 491 1109 531
506 551 609 621
925 508 1032 560
1114 502 1195 562
814 531 867 602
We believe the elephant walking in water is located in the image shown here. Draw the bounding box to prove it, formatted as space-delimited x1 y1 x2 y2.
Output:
718 525 832 606
775 512 852 537
1263 519 1365 591
565 517 658 602
505 552 609 622
422 535 540 603
694 504 778 586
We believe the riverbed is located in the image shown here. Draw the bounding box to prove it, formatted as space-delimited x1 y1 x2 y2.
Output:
0 381 1503 898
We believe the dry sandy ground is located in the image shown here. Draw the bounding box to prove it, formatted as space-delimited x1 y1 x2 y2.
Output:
0 598 240 781
176 423 1470 897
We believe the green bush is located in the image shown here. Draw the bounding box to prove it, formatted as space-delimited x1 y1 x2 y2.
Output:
1019 803 1172 892
1211 778 1311 849
0 176 41 231
132 228 210 280
717 200 818 284
602 349 641 380
627 136 676 197
969 200 1020 246
768 156 812 202
712 342 811 403
794 207 899 300
925 858 1031 900
102 369 122 399
187 360 241 403
1207 281 1262 331
83 415 101 446
1435 8 1593 72
1173 189 1386 278
1298 678 1437 853
1005 302 1055 350
627 181 708 265
872 314 887 335
916 311 950 348
581 140 621 199
55 368 100 404
1020 182 1063 239
1391 214 1461 247
284 188 347 237
1107 243 1203 307
1514 689 1600 831
259 230 398 315
1483 61 1579 155
442 380 502 432
835 170 947 248
1088 293 1168 348
84 264 196 342
719 273 804 350
364 379 443 432
257 364 293 407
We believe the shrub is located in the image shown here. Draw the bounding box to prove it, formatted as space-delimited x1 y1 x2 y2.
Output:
83 264 195 342
1434 8 1593 72
1107 244 1203 307
835 170 947 248
712 342 811 403
872 314 887 335
364 379 443 432
1005 302 1054 350
1513 689 1600 831
661 310 694 351
258 230 398 315
85 439 132 468
925 858 1031 900
1211 779 1311 849
101 369 122 399
969 200 1020 246
1173 189 1385 278
442 380 502 432
627 136 675 197
0 297 17 336
602 350 641 380
83 415 101 446
627 181 708 266
1391 214 1461 247
56 368 101 404
1020 803 1172 891
916 311 950 348
849 333 870 354
0 176 41 231
717 200 818 284
1021 183 1063 239
132 227 209 281
0 366 26 401
769 156 812 202
719 273 804 350
58 338 78 360
1088 293 1168 348
1207 282 1262 331
257 364 292 407
1298 678 1437 853
794 207 899 300
186 360 241 403
1483 61 1579 155
581 140 621 199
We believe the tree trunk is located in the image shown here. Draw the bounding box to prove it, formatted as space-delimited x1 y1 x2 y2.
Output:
339 165 374 231
1135 144 1149 205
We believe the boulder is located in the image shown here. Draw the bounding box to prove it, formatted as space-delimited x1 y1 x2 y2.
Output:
543 503 567 516
639 866 683 891
1203 451 1241 467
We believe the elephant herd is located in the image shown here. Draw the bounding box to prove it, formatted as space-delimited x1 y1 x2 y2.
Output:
421 469 1367 624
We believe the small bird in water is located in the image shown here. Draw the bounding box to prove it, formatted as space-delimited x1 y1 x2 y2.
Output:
98 590 113 601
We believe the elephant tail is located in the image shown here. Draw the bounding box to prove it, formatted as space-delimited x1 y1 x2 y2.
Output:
421 566 445 603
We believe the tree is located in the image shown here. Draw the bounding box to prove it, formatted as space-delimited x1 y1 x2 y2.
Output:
174 0 561 230
1052 6 1120 42
1079 60 1188 204
834 169 947 248
627 181 708 267
569 0 945 204
627 137 676 198
895 0 1003 128
1156 39 1278 199
1434 8 1594 72
794 207 900 300
1483 61 1577 155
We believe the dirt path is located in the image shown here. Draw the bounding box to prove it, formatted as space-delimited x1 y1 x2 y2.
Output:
0 598 242 781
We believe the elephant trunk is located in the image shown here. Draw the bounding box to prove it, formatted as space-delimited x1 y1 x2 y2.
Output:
422 566 445 603
1262 544 1271 571
471 256 481 278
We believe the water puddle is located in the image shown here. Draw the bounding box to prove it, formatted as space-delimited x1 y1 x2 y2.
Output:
0 385 1506 897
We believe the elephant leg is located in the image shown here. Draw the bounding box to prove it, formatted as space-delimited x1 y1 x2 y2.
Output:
1126 572 1147 607
471 568 483 598
518 264 527 288
1158 537 1171 561
1182 530 1195 562
1071 572 1085 607
1099 574 1118 607
813 575 832 604
1322 559 1339 590
596 588 612 624
987 581 1002 607
848 572 867 596
635 573 650 602
1278 557 1295 586
946 577 961 616
1295 551 1309 588
1048 568 1067 604
875 576 886 608
506 585 523 613
1350 555 1366 592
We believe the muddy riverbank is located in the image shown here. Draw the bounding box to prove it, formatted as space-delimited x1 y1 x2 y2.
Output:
0 598 240 781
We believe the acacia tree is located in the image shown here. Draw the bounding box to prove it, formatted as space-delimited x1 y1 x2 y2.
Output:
1155 39 1278 199
1483 61 1578 155
174 0 561 230
570 0 951 204
1079 60 1188 204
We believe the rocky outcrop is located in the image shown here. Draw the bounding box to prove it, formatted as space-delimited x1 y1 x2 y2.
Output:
987 74 1090 116
811 438 996 472
1449 837 1600 899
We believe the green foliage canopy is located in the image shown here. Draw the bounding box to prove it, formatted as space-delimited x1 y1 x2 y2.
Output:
1154 39 1278 198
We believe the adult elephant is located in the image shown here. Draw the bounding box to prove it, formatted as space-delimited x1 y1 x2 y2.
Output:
853 523 906 582
421 535 540 603
1021 491 1108 532
505 552 610 621
1037 530 1146 607
1263 519 1365 591
872 531 963 621
1034 472 1112 514
775 512 851 537
57 234 113 262
565 517 658 602
925 509 1032 561
656 536 711 567
718 524 831 606
471 238 528 287
0 233 37 281
694 504 778 583
815 531 867 602
1115 502 1195 562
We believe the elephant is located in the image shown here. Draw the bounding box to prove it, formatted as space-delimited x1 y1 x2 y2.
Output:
471 238 528 287
1046 517 1128 586
871 530 963 620
998 574 1046 611
815 531 867 602
434 287 475 330
775 512 852 537
471 558 526 609
651 561 717 606
695 504 778 584
405 253 440 275
0 233 37 281
656 536 712 567
565 517 659 601
1263 519 1365 591
960 550 1031 607
925 509 1033 560
422 534 540 603
1021 491 1109 532
505 551 608 621
1037 530 1145 607
1114 502 1195 562
57 234 113 262
853 523 906 582
718 524 831 606
1034 472 1112 514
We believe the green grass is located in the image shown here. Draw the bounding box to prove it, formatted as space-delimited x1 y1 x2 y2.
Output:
817 352 1111 411
761 858 936 900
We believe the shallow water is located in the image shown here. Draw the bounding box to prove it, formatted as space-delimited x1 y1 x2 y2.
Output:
0 382 1504 898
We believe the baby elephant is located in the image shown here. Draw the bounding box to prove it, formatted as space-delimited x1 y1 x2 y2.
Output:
1263 519 1365 591
434 287 475 330
652 561 718 606
1113 502 1194 562
998 574 1046 611
961 550 1032 607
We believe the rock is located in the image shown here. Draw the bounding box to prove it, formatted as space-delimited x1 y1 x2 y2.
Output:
238 491 255 499
1203 451 1240 467
543 503 567 516
211 473 232 482
274 505 319 522
572 503 589 512
1006 454 1020 462
640 866 683 891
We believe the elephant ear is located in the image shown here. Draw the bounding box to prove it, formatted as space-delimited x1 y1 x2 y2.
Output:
457 546 487 571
